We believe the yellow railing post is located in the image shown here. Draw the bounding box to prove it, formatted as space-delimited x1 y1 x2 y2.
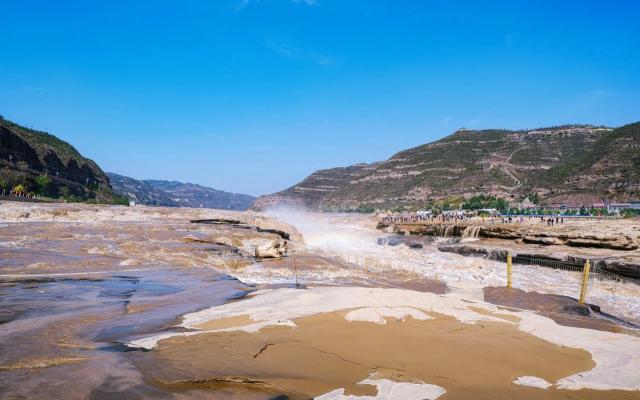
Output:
292 249 298 288
579 260 591 305
507 252 512 288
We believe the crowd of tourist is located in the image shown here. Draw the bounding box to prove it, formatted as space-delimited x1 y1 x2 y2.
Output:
383 212 567 226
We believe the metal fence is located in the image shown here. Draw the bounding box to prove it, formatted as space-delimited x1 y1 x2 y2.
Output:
310 245 640 323
508 254 640 320
511 255 583 270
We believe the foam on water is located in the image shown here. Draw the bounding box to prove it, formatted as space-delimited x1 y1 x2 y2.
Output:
315 375 446 399
513 376 552 389
264 208 640 320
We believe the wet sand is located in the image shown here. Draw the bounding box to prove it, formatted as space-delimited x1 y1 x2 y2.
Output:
484 286 640 333
133 310 640 399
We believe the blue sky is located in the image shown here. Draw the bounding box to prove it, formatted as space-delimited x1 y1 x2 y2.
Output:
1 0 639 196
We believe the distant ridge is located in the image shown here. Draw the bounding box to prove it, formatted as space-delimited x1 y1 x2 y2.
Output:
253 123 640 210
108 173 255 210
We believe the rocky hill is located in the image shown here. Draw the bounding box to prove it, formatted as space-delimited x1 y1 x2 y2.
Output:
253 123 640 210
106 173 176 206
108 173 256 210
543 122 640 203
0 116 114 201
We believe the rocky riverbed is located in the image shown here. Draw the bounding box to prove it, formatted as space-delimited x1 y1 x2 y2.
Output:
377 217 640 279
2 203 640 399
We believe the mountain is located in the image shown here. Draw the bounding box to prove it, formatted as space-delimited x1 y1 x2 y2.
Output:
253 123 640 210
545 122 640 200
108 173 256 210
105 173 176 206
0 116 115 201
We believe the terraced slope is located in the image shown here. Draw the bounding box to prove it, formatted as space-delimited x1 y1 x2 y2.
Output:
252 163 379 210
545 122 640 203
254 123 639 210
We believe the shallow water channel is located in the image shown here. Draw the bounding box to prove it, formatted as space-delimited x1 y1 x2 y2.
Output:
0 267 250 399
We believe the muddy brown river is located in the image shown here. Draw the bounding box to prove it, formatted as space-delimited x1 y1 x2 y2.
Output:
2 204 640 399
0 208 262 399
0 268 251 399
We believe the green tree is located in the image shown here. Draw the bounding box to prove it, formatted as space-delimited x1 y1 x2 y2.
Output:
356 204 375 213
58 186 70 199
35 175 52 195
110 195 130 206
461 195 509 213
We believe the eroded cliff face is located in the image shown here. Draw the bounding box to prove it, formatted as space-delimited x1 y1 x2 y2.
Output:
0 117 112 200
253 123 640 210
252 163 377 210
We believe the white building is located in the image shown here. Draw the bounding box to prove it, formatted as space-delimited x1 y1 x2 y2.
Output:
518 198 537 210
608 202 640 211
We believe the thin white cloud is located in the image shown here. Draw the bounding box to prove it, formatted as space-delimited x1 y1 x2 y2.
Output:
203 133 225 139
566 88 613 116
235 0 316 11
587 89 611 98
266 40 334 66
234 0 252 11
21 85 48 93
466 118 482 127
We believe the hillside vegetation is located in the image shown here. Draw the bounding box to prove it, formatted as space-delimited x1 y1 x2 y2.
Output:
253 123 640 210
0 116 117 202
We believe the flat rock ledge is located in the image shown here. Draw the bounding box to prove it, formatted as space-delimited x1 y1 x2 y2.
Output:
377 221 639 252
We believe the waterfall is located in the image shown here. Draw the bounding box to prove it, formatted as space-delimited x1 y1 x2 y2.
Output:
443 225 455 237
434 224 464 237
462 225 481 239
